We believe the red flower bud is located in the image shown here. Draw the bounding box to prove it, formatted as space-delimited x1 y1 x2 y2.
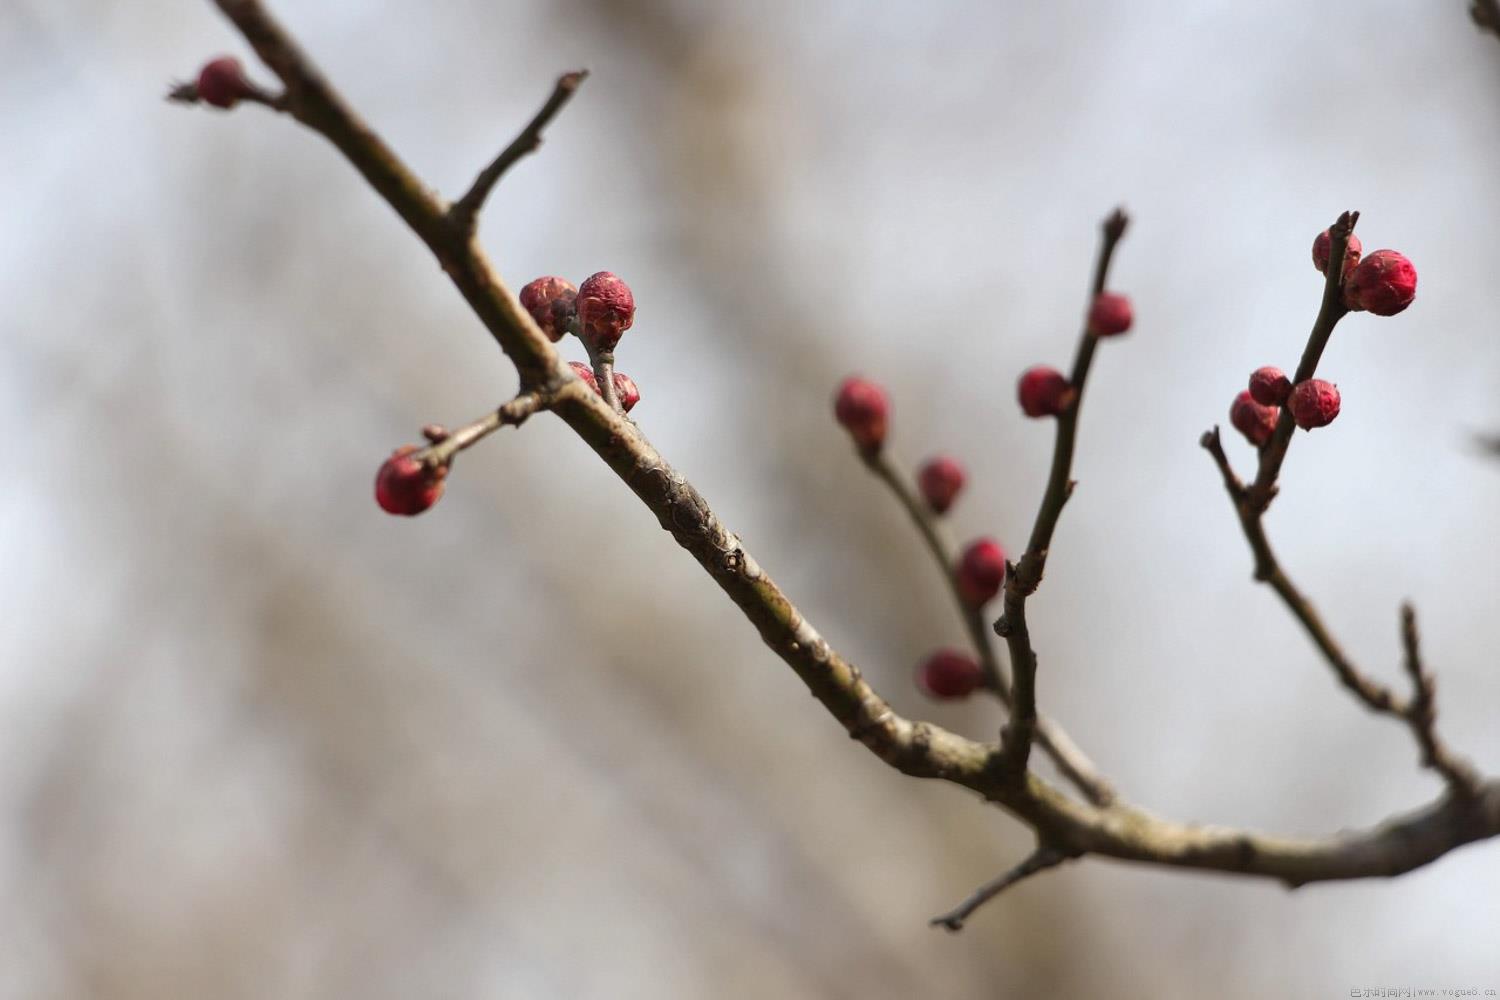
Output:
1088 292 1133 336
956 538 1006 607
1289 379 1341 430
576 271 635 351
1248 366 1292 407
916 649 984 700
833 376 889 451
917 455 966 514
567 360 599 392
1312 228 1362 278
1343 250 1416 316
1017 365 1073 418
1230 390 1280 447
196 56 255 109
375 445 446 516
519 276 577 342
613 371 640 412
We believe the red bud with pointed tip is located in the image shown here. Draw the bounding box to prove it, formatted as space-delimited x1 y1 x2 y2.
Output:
956 538 1006 607
375 445 447 516
917 455 966 514
916 649 984 700
613 371 640 412
833 376 889 450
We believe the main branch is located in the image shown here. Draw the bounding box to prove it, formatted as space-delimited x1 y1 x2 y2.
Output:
193 0 1499 927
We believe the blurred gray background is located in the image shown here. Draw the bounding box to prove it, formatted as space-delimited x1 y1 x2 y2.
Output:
3 1 1499 997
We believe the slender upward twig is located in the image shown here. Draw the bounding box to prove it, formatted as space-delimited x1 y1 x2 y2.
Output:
1399 604 1480 795
995 208 1129 776
863 449 1116 806
188 0 1500 929
448 70 588 234
1246 210 1356 511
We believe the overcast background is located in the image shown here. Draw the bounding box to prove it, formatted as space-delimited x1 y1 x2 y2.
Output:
3 1 1499 997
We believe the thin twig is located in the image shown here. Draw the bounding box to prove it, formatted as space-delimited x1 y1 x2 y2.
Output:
996 208 1129 775
1399 604 1480 795
586 345 622 413
1200 427 1403 714
929 845 1073 931
420 391 543 470
448 71 588 234
863 449 1116 806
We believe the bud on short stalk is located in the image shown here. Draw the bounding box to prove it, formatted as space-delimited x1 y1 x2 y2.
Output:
833 377 890 451
917 455 966 514
576 271 636 352
375 445 447 516
1017 365 1072 418
956 538 1006 607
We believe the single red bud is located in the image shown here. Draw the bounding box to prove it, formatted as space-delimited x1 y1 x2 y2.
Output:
567 360 599 392
917 455 966 514
1343 250 1416 316
1017 365 1073 418
375 445 446 516
956 538 1006 607
833 376 889 451
576 271 635 351
1088 291 1133 336
1230 390 1280 447
519 276 577 342
1289 379 1341 430
916 649 984 700
613 371 640 412
1248 366 1292 407
1312 228 1362 278
196 56 255 109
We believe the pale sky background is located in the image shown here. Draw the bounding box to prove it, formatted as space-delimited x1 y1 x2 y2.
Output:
2 1 1499 997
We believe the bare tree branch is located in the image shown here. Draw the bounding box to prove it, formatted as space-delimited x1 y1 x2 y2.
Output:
187 0 1500 924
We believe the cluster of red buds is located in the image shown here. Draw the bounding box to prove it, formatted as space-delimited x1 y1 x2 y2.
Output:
374 271 639 516
521 271 640 408
1015 291 1133 419
831 376 1009 702
1229 228 1416 447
